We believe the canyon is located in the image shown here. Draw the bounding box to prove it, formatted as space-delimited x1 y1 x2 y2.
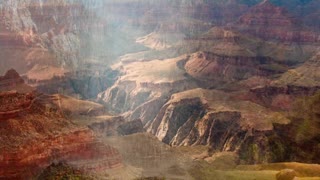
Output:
1 0 320 179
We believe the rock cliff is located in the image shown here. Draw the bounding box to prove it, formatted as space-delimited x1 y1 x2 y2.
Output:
0 70 122 179
98 55 198 124
146 88 293 164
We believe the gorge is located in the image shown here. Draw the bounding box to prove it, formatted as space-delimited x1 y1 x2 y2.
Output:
1 0 320 179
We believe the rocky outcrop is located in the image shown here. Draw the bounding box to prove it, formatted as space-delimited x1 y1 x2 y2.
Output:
0 91 35 120
146 89 290 152
274 51 320 87
98 56 198 124
148 97 205 144
88 116 144 136
0 0 103 80
139 25 317 67
0 69 25 89
172 111 246 151
99 81 170 124
116 119 145 136
0 128 121 179
144 88 320 164
0 69 36 120
184 51 279 85
29 68 119 99
245 85 320 110
232 0 320 42
233 51 320 111
88 116 126 136
136 31 184 50
0 79 122 179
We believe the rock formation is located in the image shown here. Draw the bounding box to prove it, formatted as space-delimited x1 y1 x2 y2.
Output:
184 51 276 83
0 69 26 91
98 55 198 123
0 70 122 179
2 1 320 176
0 0 85 75
232 0 320 42
274 50 320 87
0 102 122 179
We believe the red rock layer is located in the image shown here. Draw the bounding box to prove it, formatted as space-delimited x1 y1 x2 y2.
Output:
233 1 320 42
185 52 274 82
0 69 25 89
0 129 121 179
0 81 122 179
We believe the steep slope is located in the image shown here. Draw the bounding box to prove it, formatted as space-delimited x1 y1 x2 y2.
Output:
184 51 280 85
274 50 320 87
0 69 34 93
0 0 87 76
99 24 317 130
244 50 320 111
0 70 122 179
147 88 289 143
146 88 292 164
232 0 320 42
99 55 198 124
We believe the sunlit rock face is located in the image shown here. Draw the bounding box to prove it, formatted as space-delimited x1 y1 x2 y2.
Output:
146 88 288 143
0 0 126 99
0 0 86 79
143 88 318 164
98 54 199 126
95 0 320 166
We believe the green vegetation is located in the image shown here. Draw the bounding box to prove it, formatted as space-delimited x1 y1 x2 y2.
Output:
36 162 93 180
292 91 320 143
239 135 288 164
236 91 320 164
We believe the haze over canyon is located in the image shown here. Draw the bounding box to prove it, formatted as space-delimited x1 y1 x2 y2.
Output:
1 0 320 179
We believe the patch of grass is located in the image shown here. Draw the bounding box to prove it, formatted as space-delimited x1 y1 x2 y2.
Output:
292 91 320 143
189 162 277 180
